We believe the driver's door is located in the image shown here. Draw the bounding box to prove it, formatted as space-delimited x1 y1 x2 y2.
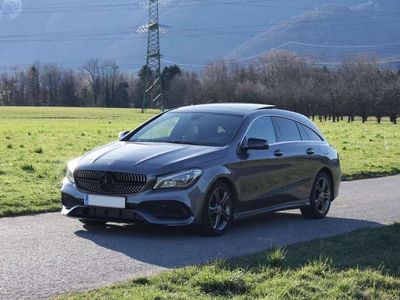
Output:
237 116 291 212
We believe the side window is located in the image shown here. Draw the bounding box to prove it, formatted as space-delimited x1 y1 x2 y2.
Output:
298 123 323 142
274 117 301 142
297 124 310 140
246 117 277 144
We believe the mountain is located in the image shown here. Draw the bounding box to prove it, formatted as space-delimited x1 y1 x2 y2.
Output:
228 0 400 64
0 0 398 71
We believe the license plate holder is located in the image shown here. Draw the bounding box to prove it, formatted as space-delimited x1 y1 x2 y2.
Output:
85 194 126 209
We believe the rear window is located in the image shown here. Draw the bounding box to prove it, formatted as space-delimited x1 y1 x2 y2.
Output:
273 117 301 142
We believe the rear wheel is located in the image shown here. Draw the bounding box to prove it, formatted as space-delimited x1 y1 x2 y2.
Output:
301 172 332 219
79 219 107 226
199 181 234 236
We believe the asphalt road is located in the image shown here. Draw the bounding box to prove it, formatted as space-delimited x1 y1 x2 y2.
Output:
1 175 400 299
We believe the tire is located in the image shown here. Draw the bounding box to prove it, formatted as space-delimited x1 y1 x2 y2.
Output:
301 172 332 219
79 219 107 226
199 181 234 236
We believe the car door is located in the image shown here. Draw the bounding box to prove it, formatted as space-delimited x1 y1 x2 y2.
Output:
272 117 314 202
238 116 292 212
296 122 327 196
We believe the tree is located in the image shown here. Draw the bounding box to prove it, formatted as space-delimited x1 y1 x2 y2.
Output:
114 81 130 107
100 60 120 107
0 73 17 105
83 59 102 106
27 65 41 105
61 71 79 106
202 62 235 103
383 71 400 124
41 64 62 106
258 51 313 113
0 53 399 123
162 65 182 108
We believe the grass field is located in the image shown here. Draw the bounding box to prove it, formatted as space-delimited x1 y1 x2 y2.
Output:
57 224 400 300
0 106 399 217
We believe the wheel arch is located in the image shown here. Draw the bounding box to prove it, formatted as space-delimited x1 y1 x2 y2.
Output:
207 176 239 206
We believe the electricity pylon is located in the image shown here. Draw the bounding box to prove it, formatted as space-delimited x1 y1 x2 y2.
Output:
142 0 162 113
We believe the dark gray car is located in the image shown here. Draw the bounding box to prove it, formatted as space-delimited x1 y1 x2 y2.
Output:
61 103 341 235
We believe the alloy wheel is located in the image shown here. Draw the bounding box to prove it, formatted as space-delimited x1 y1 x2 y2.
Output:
208 187 232 232
314 177 331 214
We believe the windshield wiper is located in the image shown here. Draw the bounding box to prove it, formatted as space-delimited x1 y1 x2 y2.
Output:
167 140 202 146
129 139 202 145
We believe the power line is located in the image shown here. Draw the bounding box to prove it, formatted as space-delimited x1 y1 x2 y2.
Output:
0 18 399 43
2 0 399 14
1 9 399 42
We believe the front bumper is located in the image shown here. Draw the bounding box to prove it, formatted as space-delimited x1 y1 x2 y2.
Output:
60 178 206 226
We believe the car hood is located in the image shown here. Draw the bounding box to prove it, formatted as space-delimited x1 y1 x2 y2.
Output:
76 141 226 174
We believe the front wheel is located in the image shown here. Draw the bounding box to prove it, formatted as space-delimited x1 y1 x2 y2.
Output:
301 172 332 219
199 181 234 236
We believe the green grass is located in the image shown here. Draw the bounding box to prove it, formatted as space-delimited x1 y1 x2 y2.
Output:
0 107 158 217
57 224 400 300
0 107 399 217
320 120 400 180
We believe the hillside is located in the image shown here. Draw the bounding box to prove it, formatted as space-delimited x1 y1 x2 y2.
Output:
0 0 398 70
228 0 400 64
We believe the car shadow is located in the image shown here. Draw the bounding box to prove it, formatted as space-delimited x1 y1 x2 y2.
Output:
74 212 382 269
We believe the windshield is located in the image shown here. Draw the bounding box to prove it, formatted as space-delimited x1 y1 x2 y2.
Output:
129 112 243 147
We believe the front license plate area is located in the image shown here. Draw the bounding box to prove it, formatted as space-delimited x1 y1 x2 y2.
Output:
85 194 126 209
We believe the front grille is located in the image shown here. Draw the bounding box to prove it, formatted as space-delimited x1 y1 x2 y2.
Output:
74 170 147 195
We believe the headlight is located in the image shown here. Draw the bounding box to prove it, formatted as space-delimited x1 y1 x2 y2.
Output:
65 160 78 183
153 169 203 190
66 167 74 183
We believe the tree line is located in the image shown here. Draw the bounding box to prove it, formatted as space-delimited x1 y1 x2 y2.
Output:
0 51 399 123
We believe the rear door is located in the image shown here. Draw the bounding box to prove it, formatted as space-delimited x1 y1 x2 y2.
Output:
272 117 311 202
296 122 326 194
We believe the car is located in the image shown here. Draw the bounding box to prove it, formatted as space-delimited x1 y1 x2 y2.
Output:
61 103 341 236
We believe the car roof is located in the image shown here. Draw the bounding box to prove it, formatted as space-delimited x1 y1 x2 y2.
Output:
172 103 275 116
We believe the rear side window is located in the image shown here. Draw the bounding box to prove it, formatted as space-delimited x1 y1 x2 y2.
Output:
273 117 301 142
246 116 277 144
298 123 323 142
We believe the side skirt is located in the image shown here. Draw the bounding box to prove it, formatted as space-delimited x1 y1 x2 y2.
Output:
233 199 310 220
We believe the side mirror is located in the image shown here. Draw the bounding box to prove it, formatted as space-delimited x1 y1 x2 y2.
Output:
118 130 130 140
240 138 269 153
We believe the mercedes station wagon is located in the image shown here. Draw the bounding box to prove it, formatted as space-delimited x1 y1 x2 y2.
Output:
61 103 341 236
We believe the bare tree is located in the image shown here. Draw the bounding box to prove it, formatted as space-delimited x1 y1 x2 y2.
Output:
41 64 62 106
83 59 102 106
100 60 121 107
202 62 235 103
0 53 399 124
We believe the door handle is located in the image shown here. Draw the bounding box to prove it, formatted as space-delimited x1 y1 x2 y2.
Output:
274 149 284 157
306 148 315 155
